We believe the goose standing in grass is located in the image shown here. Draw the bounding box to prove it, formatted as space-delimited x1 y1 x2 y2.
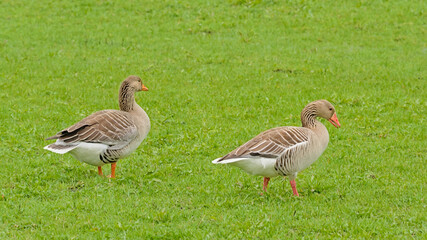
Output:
44 75 150 178
212 100 340 196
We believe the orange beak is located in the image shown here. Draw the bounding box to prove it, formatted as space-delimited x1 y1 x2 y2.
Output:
142 84 148 91
328 112 341 128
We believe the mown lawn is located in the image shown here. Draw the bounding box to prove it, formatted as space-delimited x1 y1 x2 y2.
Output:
0 0 425 238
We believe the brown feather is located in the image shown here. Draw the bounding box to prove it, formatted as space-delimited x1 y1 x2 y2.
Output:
46 110 137 146
218 126 310 161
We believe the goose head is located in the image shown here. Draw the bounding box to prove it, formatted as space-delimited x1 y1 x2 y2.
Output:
315 100 341 128
124 75 148 92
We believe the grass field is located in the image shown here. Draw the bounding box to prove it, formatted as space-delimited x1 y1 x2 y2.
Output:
0 0 425 238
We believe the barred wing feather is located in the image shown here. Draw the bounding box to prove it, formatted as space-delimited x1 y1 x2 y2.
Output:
46 110 138 149
215 127 311 161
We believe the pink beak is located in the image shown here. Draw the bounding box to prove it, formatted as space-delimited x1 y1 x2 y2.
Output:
328 112 341 128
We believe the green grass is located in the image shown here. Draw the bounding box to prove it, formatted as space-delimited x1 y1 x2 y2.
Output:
0 0 425 238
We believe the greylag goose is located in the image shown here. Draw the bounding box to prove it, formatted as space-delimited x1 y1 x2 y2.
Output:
44 75 150 178
212 100 340 196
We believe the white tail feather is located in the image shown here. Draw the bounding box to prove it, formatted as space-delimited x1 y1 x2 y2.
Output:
212 157 252 164
212 156 279 177
44 144 78 154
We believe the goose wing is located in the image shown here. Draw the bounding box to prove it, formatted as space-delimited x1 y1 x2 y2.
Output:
216 126 310 161
46 110 137 149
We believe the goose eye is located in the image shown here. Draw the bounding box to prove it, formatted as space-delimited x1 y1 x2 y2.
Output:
329 108 333 111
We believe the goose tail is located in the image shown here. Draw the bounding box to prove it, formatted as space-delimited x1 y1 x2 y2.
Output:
44 143 78 154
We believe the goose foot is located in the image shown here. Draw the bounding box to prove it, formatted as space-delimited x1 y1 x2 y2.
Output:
262 177 270 193
290 179 299 196
107 163 116 178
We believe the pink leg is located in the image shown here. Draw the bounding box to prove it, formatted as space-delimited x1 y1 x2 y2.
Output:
263 177 270 192
108 163 116 178
290 179 299 196
97 166 103 176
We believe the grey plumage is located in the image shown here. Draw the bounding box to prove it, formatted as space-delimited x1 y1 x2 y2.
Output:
212 99 341 196
46 110 139 155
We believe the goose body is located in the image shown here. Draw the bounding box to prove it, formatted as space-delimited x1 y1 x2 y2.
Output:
212 100 340 196
44 76 150 178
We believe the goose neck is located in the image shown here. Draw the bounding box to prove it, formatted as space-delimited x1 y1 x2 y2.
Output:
301 105 317 129
119 83 136 112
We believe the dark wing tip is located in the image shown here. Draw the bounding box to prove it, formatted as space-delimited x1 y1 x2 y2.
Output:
45 135 59 140
215 154 232 162
249 152 278 158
